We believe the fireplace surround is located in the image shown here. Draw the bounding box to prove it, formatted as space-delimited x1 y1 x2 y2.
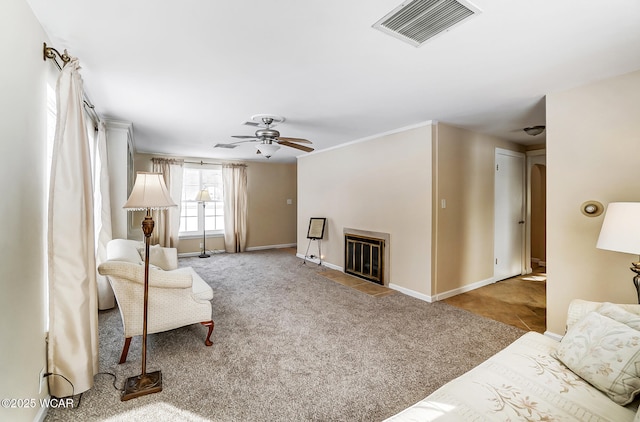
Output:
343 228 390 286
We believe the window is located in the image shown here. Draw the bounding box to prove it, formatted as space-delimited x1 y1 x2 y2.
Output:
179 166 224 236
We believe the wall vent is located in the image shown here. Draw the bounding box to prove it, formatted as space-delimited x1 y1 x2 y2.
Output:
373 0 481 47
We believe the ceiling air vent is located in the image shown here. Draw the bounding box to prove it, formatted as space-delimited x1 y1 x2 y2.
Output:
241 121 261 127
214 143 237 149
373 0 481 47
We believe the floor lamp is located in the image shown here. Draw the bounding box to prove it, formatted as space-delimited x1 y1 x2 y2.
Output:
596 202 640 304
195 188 211 258
122 172 177 401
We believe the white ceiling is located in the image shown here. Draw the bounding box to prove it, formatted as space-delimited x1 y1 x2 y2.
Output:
26 0 640 163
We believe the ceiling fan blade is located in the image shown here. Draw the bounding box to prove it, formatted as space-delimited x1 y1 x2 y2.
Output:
278 141 314 153
231 135 258 139
277 136 312 144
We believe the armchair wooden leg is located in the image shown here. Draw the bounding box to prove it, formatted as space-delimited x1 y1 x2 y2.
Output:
119 337 132 364
201 320 214 346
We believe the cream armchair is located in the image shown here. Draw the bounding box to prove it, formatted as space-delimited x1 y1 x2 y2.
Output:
98 239 214 363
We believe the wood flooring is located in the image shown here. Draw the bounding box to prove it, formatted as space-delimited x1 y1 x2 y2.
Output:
443 267 547 333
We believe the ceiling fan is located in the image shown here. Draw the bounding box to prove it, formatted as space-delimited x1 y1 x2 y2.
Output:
217 116 314 158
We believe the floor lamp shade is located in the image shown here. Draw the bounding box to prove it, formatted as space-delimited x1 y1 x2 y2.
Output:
123 172 177 210
596 202 640 255
121 172 176 400
195 189 212 258
194 188 212 203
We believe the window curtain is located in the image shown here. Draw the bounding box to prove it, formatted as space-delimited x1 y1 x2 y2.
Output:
95 122 114 310
47 57 98 397
222 164 248 253
151 158 184 247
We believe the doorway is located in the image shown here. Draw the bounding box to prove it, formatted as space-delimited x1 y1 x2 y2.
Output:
494 149 525 281
527 151 547 271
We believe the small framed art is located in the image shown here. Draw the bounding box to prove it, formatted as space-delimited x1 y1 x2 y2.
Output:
307 218 326 240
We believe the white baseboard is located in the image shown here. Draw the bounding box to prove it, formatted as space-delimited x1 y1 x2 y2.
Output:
295 253 342 271
34 398 49 422
389 284 434 303
432 277 496 301
544 331 563 342
246 243 296 251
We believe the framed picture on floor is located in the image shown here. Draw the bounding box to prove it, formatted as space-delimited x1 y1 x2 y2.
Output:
307 218 326 240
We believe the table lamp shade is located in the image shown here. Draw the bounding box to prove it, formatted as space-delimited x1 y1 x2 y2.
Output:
123 172 177 210
194 189 212 202
596 202 640 255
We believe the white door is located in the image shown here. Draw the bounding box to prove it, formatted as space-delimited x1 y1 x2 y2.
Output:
494 149 525 281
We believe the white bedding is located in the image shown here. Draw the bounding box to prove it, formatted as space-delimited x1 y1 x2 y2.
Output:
384 332 637 421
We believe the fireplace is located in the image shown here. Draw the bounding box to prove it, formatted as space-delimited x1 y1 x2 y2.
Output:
343 228 390 286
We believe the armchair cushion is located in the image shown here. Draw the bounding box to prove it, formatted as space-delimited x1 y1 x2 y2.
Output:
171 267 214 300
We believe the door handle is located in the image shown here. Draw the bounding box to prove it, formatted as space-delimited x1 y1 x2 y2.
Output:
518 220 525 224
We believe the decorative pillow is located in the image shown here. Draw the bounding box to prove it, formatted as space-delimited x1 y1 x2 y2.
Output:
137 245 172 271
597 302 640 330
556 311 640 405
108 241 145 264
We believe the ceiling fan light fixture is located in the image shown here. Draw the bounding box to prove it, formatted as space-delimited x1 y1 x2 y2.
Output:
524 125 545 136
256 143 280 158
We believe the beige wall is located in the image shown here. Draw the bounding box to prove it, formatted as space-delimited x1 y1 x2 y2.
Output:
134 154 297 254
433 124 524 296
546 69 640 335
245 161 297 249
297 124 433 296
0 1 50 420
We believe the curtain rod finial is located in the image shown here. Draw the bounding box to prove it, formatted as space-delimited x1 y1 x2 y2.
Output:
43 42 71 66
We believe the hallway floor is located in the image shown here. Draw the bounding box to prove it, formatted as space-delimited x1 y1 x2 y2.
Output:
443 267 547 333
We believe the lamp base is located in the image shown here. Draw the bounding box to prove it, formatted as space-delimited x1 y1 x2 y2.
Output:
121 371 162 401
199 253 210 258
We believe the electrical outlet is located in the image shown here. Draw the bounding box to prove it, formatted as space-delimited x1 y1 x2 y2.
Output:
39 367 46 394
200 242 203 248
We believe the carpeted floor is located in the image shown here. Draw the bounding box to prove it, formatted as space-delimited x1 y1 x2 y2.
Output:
45 249 525 422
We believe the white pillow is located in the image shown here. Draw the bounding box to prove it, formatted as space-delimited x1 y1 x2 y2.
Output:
556 311 640 405
137 245 172 271
597 302 640 330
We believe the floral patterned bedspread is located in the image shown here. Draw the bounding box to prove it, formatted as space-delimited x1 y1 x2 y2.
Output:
384 332 636 421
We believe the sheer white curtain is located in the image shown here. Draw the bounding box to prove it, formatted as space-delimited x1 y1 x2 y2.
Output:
151 158 184 247
47 57 98 397
223 164 248 253
95 122 114 310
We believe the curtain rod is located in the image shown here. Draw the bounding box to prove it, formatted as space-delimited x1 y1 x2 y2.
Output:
183 160 248 167
43 42 100 130
185 160 220 165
